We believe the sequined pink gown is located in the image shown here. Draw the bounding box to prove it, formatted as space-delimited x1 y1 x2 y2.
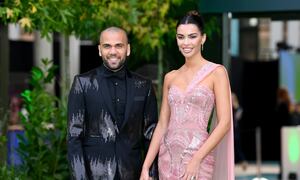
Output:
158 62 234 180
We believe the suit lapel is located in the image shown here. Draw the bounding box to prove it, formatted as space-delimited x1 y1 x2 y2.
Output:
122 72 135 129
96 66 118 122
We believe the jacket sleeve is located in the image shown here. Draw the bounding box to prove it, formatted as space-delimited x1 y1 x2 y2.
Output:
67 75 88 179
143 82 158 178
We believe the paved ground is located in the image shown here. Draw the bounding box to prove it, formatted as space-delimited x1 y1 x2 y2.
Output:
235 161 280 180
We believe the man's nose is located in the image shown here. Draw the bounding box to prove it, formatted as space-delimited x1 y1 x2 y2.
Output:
109 46 117 54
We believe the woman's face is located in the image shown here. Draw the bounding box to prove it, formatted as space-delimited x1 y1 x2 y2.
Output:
176 24 205 59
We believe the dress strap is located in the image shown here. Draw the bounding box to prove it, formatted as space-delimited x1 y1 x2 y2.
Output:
187 62 222 92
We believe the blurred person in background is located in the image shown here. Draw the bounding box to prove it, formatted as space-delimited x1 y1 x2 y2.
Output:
275 87 293 179
232 92 247 170
6 95 25 166
276 87 292 126
290 102 300 125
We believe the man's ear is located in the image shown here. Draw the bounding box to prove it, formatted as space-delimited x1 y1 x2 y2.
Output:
98 45 102 56
127 44 131 56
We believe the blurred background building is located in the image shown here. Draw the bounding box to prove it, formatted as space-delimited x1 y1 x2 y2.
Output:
199 0 300 179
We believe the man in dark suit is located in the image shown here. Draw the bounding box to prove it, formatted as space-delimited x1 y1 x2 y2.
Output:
67 26 158 180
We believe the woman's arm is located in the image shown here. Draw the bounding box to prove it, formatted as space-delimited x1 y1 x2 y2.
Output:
183 66 232 180
140 72 173 179
193 65 231 162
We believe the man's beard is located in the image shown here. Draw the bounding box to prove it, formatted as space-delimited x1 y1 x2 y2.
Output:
102 57 126 72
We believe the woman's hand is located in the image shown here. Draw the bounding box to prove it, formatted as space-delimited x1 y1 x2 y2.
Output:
182 157 201 180
140 167 152 180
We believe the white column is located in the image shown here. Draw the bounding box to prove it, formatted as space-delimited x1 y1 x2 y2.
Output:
270 21 284 58
8 23 20 40
287 20 300 50
59 35 80 99
69 35 80 82
34 31 54 93
34 31 53 67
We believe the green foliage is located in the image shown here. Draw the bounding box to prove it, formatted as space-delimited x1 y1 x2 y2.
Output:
0 134 6 147
204 16 221 39
0 0 220 90
0 0 185 59
0 165 27 180
0 108 9 164
0 0 75 39
0 0 221 67
0 107 9 136
16 59 69 179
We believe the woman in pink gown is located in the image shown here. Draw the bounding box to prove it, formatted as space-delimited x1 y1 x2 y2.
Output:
140 10 234 180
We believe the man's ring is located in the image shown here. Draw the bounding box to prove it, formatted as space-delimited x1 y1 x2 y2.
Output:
190 176 196 180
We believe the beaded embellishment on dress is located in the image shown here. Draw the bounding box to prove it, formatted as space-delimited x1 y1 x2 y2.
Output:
158 62 220 180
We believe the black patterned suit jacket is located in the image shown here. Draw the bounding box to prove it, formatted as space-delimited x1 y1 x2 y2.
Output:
67 65 158 180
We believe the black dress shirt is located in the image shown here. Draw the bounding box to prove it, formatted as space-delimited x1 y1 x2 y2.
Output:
103 65 127 129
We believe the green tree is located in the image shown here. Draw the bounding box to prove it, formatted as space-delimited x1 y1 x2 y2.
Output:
19 59 68 179
0 59 69 179
0 0 187 102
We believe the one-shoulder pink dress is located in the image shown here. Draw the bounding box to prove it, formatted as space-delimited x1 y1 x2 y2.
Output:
158 62 234 180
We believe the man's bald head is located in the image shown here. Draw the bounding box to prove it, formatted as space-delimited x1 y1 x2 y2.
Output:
99 26 129 44
98 26 130 71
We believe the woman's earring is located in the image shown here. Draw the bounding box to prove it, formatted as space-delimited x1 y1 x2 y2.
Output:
201 43 204 51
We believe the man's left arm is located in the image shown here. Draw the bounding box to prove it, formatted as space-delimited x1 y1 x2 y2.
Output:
143 82 158 178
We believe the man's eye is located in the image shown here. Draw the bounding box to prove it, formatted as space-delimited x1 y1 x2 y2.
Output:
115 44 124 49
102 45 111 49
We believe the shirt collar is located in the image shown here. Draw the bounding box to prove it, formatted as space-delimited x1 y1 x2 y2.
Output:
103 64 126 80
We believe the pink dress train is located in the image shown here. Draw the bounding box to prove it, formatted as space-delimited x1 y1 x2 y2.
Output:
158 62 234 180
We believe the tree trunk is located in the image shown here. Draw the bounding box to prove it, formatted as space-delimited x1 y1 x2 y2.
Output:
0 24 9 164
0 24 9 121
157 45 164 110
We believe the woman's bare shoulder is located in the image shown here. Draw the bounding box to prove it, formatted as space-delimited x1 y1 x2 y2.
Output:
165 70 179 80
212 64 228 80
